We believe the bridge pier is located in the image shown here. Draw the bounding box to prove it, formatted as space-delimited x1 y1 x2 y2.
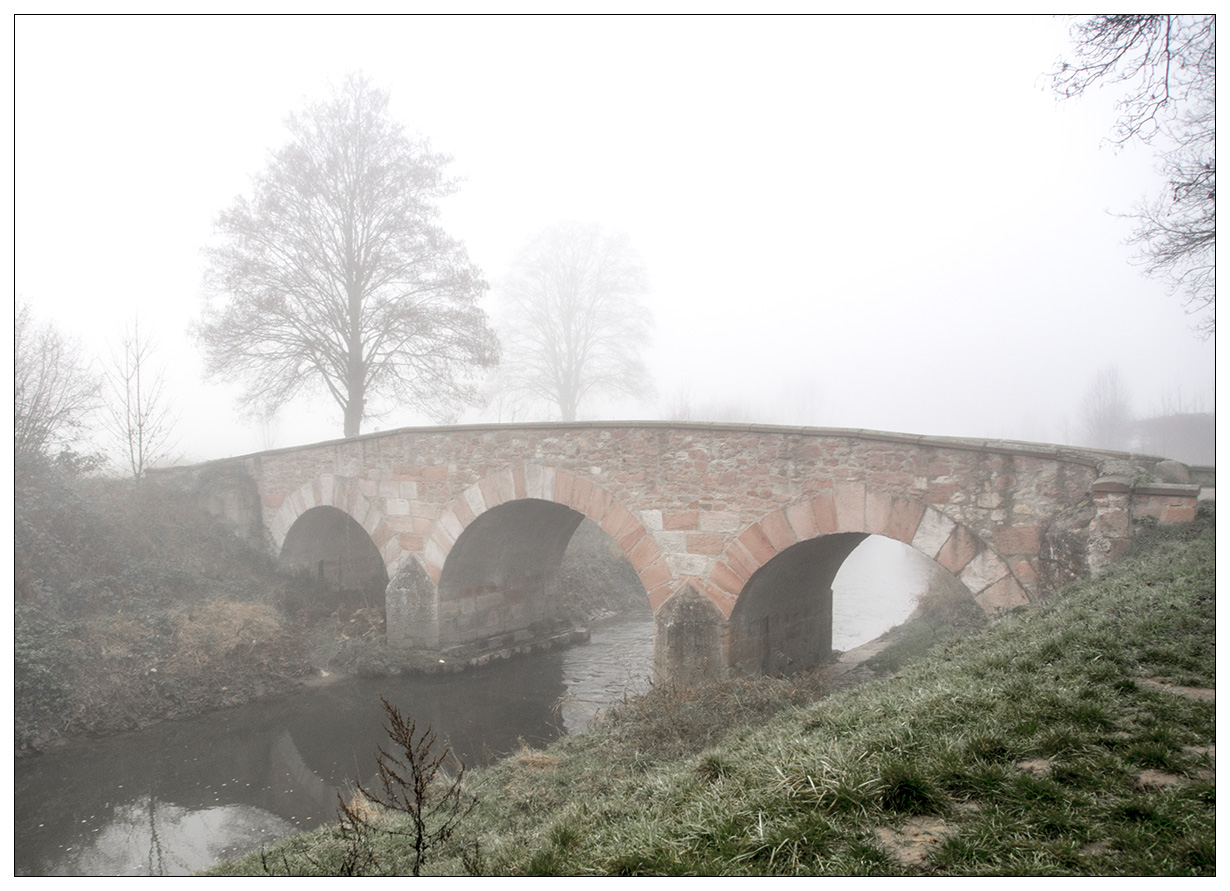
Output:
152 422 1206 686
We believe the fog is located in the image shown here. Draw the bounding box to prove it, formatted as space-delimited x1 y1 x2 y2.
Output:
13 15 1216 465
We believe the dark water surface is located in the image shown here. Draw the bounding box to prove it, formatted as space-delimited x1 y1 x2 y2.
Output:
14 538 934 876
14 613 655 876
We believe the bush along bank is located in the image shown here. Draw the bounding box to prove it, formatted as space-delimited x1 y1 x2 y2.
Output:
13 460 650 752
14 456 340 751
209 503 1214 876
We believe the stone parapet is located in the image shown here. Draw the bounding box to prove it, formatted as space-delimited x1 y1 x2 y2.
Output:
157 423 1200 680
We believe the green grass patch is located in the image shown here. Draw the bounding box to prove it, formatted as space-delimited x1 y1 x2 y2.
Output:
210 504 1215 876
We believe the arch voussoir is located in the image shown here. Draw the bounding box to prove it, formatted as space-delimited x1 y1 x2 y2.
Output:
269 475 397 576
426 463 661 610
712 493 1029 624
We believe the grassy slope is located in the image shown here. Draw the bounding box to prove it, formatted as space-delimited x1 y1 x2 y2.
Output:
211 505 1216 877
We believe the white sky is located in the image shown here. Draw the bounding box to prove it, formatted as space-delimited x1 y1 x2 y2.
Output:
13 13 1217 464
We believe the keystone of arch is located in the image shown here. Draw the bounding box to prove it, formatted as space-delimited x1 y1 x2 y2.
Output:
267 474 402 574
706 481 1030 618
422 461 670 607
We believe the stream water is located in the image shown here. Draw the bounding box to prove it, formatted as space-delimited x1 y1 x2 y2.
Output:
13 535 936 876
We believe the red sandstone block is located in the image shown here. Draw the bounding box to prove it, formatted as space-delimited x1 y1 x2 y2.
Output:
1163 505 1197 523
811 494 838 535
478 474 503 509
393 467 422 481
571 476 594 513
924 482 958 504
703 581 737 618
647 582 674 612
263 494 284 509
453 498 476 528
399 533 424 551
553 470 575 506
638 557 671 591
938 525 979 575
588 485 612 523
993 525 1040 555
724 540 757 582
601 503 634 538
512 462 527 499
617 522 645 553
686 533 725 555
864 490 893 536
887 498 925 544
371 525 392 549
976 576 1030 612
834 483 865 531
628 534 659 571
663 510 699 530
738 523 777 565
422 465 449 481
761 510 797 552
710 561 746 598
1012 558 1039 587
785 500 818 541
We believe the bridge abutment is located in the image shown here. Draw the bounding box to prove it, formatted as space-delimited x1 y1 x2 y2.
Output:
152 423 1205 685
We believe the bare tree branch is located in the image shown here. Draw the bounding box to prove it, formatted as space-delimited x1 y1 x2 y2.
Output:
102 315 179 479
193 73 499 437
14 302 99 461
491 222 656 422
1051 15 1215 336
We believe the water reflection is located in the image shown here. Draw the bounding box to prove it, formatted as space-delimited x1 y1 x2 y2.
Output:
16 542 932 877
14 613 653 877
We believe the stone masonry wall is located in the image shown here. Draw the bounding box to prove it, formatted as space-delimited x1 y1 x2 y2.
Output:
158 423 1199 666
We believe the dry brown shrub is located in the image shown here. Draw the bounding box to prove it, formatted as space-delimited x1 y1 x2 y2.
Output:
173 600 284 656
511 740 562 770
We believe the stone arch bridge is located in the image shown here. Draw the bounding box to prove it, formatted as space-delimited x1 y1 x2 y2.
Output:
158 423 1202 684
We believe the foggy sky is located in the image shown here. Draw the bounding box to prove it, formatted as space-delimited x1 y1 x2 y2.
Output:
13 14 1217 465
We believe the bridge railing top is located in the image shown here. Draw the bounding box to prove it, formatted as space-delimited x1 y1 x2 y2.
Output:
153 420 1187 475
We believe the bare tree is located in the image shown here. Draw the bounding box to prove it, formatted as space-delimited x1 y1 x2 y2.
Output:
493 222 655 421
194 73 498 438
1079 366 1134 452
14 302 99 461
103 316 178 479
1052 15 1215 336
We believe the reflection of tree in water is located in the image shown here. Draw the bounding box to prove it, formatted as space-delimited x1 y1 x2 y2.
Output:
51 797 295 877
146 788 165 876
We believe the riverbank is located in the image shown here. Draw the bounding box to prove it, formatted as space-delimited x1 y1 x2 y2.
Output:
13 460 643 753
209 503 1215 877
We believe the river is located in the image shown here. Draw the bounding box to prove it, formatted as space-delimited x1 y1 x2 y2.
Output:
13 535 935 876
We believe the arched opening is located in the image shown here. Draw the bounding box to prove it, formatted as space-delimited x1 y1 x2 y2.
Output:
727 532 866 675
279 506 389 611
554 517 654 732
435 499 654 679
831 535 976 650
727 531 984 676
438 499 587 641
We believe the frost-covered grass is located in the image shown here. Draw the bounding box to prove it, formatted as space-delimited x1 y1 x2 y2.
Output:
210 504 1215 876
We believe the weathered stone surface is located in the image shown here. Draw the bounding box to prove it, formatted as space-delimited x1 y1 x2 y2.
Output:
155 422 1198 681
654 583 725 685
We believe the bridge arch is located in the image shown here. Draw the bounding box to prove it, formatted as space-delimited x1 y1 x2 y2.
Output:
268 476 400 576
707 484 1032 619
698 484 1031 677
422 461 666 609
